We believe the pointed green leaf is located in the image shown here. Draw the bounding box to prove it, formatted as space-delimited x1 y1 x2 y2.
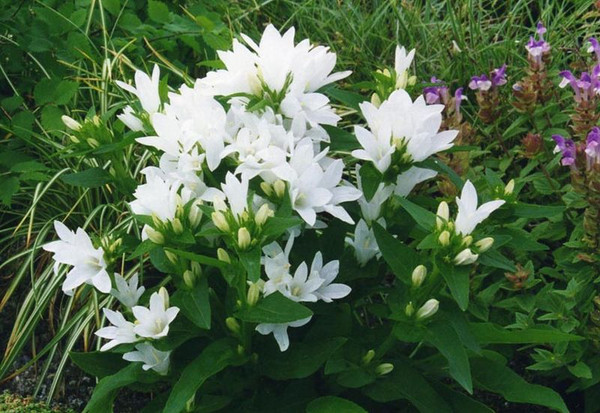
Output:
307 396 366 413
373 222 418 283
235 292 313 324
427 321 473 393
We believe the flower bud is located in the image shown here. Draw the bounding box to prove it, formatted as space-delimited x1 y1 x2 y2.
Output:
475 237 494 253
61 115 82 131
438 230 451 246
273 180 286 198
237 227 251 249
86 138 100 148
405 301 415 317
260 181 273 197
145 226 164 245
92 115 101 126
436 201 449 229
165 250 178 264
462 235 473 247
255 204 274 226
370 93 382 107
504 179 515 195
158 286 170 308
362 349 376 365
69 135 80 144
183 270 195 289
189 203 202 228
171 218 184 234
190 261 202 278
408 75 417 86
416 298 439 320
375 363 394 376
225 317 241 335
213 196 227 212
212 211 230 232
217 248 231 263
246 282 261 306
152 214 163 228
411 265 427 287
453 248 479 265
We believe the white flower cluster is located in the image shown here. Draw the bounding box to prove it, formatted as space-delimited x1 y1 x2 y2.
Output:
255 235 350 351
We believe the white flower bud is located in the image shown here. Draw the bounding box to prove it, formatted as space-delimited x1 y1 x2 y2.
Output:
260 181 273 197
273 180 286 198
436 201 449 229
255 204 274 226
217 248 231 263
183 270 195 288
158 286 169 309
375 362 394 376
237 227 251 250
411 265 427 287
190 261 202 278
151 214 163 228
475 237 494 253
453 248 479 265
370 93 382 108
61 115 82 131
225 317 241 335
405 302 415 317
212 211 230 232
462 235 473 247
145 227 164 245
189 203 202 228
86 138 100 148
438 230 451 246
504 179 515 195
164 250 178 264
171 218 183 234
213 196 227 212
246 282 261 306
416 299 439 320
362 349 375 365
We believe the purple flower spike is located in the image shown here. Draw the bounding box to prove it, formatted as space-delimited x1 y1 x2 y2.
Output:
469 74 492 91
536 22 547 39
553 134 576 166
491 64 507 87
423 77 449 105
454 87 466 114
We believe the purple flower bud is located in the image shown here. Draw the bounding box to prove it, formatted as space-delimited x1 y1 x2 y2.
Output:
553 134 576 166
454 87 466 114
589 38 600 63
536 22 547 39
586 127 600 165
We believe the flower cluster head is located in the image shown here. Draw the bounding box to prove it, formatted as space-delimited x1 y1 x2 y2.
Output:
525 22 551 67
554 128 600 170
588 38 600 65
435 180 504 265
558 66 600 103
553 134 577 167
469 64 507 92
256 235 351 351
370 45 416 106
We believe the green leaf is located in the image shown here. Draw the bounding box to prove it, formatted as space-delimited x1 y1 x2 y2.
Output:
41 105 64 131
163 339 236 413
84 364 152 413
61 168 112 188
326 87 365 111
568 361 593 379
0 177 20 206
70 351 127 379
512 203 564 218
363 361 453 413
325 125 360 151
470 323 584 344
373 222 418 284
471 356 568 413
427 321 472 393
261 337 346 380
34 78 58 105
432 382 494 413
172 277 211 330
306 396 366 413
54 81 79 105
262 216 302 240
235 292 313 324
148 0 171 23
395 197 436 231
438 260 470 311
358 162 382 201
478 249 516 272
164 248 224 268
238 247 261 282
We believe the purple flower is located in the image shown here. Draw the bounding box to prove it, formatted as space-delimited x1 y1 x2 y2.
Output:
553 134 576 166
589 38 600 64
469 74 492 91
536 22 547 39
586 127 600 165
559 69 600 102
423 77 449 104
525 22 550 65
491 64 507 87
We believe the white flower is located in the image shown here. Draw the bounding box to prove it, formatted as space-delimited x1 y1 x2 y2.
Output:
123 343 171 375
116 64 161 114
262 236 295 296
394 45 416 89
217 172 249 221
356 165 394 222
132 291 179 339
111 273 145 308
283 261 324 302
255 316 312 352
454 180 505 235
453 248 479 266
129 170 193 223
43 221 111 294
345 219 383 266
95 309 138 351
352 90 457 173
308 252 350 302
394 167 437 197
117 105 144 131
